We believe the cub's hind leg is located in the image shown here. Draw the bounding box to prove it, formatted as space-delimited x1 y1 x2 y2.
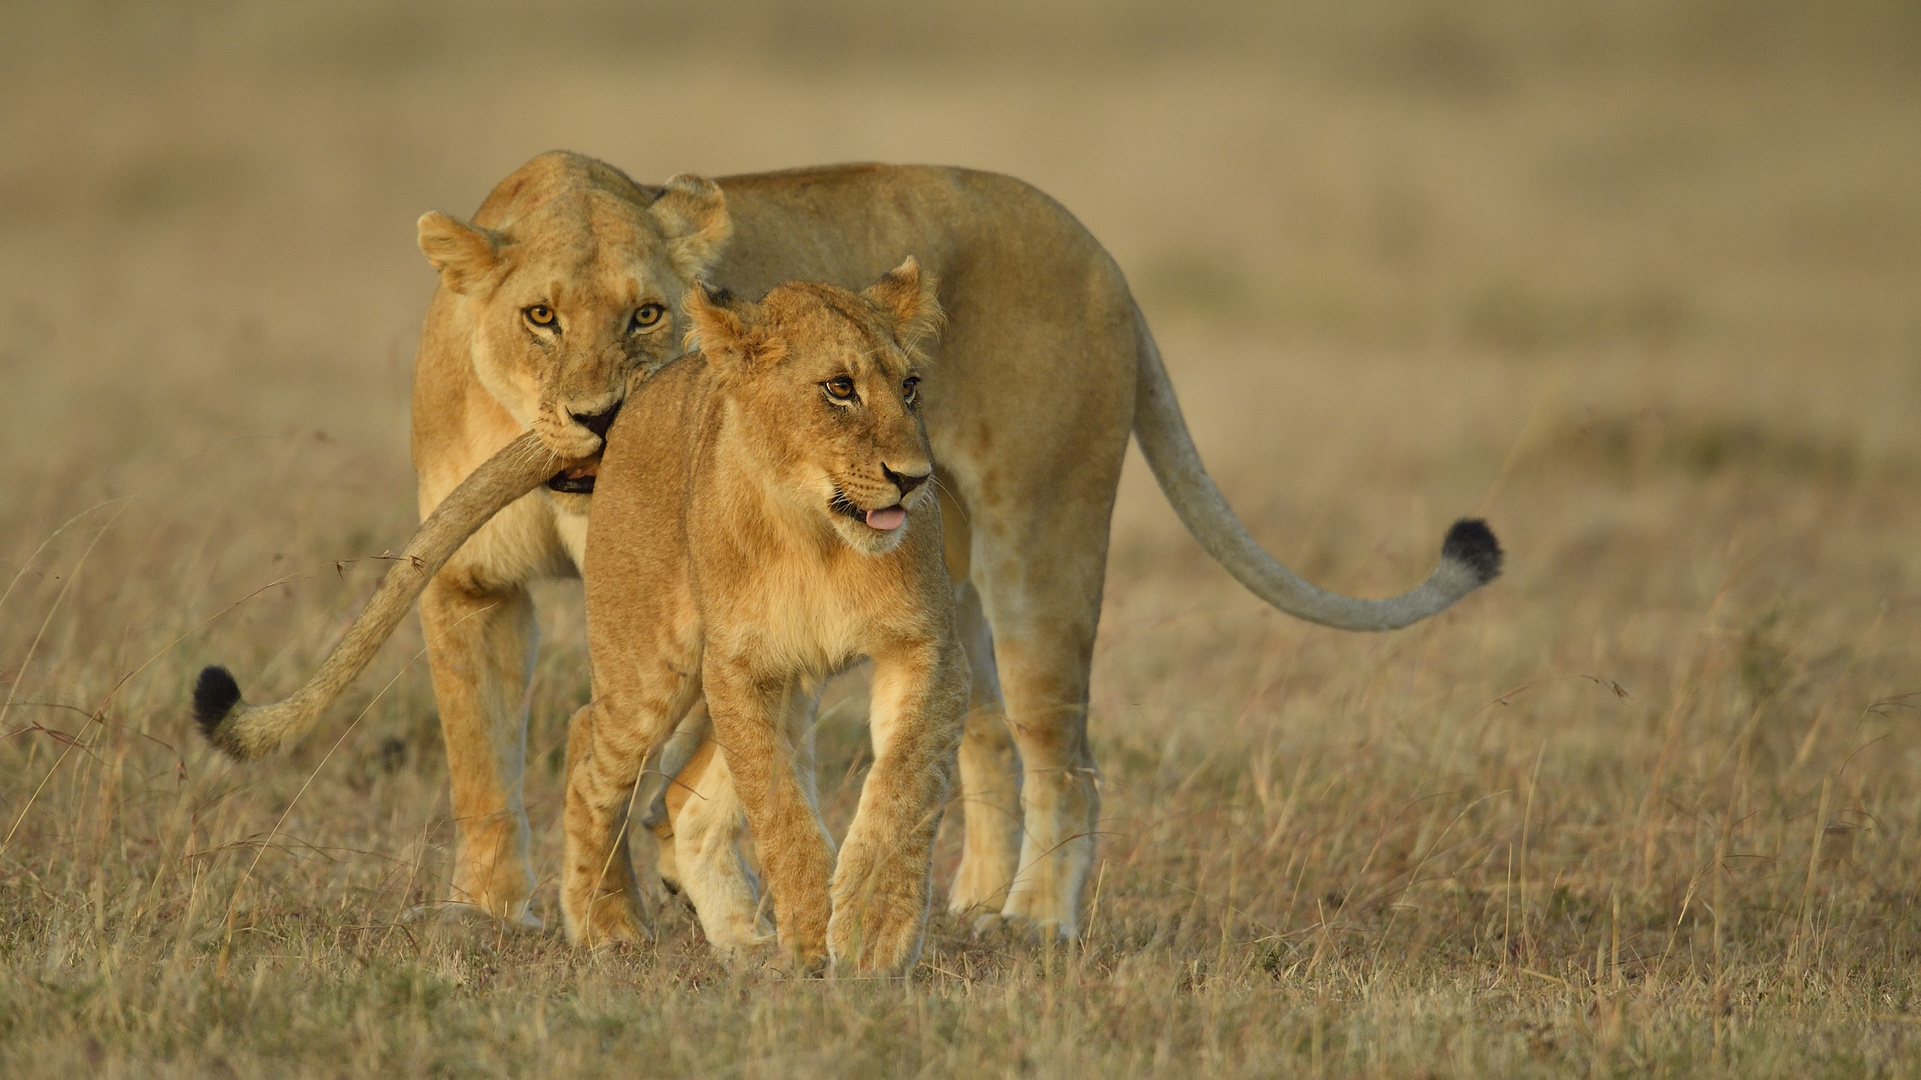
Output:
561 667 699 947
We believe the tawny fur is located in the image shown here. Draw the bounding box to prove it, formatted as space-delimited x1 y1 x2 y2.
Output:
230 151 1498 940
562 263 967 974
194 431 577 763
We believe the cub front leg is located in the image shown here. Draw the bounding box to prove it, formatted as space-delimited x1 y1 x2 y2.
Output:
829 641 969 974
703 658 837 968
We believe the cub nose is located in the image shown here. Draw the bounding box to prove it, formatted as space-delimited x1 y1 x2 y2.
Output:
882 464 931 498
570 403 621 439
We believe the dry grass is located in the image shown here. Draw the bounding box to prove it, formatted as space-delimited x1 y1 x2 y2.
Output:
4 2 1921 1076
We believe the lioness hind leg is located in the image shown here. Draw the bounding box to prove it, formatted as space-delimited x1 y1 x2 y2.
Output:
560 702 655 947
946 581 1023 921
988 634 1100 939
420 573 543 930
965 441 1121 940
932 267 1133 938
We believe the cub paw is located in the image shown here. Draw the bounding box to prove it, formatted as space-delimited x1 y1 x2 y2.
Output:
827 893 929 975
567 892 653 949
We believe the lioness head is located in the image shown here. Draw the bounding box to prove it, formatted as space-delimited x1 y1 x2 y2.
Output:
417 170 730 486
686 258 944 556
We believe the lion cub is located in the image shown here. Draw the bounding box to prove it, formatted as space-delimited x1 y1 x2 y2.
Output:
562 259 967 974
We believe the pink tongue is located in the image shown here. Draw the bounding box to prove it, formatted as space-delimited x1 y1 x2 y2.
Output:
865 506 907 531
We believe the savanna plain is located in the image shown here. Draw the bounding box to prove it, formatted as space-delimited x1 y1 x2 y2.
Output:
3 2 1921 1076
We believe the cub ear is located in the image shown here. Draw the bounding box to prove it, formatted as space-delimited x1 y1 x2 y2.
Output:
417 212 505 295
862 256 943 351
648 174 732 282
683 283 782 368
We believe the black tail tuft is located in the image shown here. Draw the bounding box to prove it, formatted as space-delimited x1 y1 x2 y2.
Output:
193 665 242 738
1441 518 1503 585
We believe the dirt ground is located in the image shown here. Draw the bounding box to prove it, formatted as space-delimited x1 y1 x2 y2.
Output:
3 2 1920 1076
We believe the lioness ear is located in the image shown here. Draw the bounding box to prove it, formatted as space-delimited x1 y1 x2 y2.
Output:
683 283 782 368
862 257 943 351
417 212 504 295
648 174 732 282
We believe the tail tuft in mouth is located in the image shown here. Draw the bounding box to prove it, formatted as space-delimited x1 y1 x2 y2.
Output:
193 665 242 738
1441 518 1503 585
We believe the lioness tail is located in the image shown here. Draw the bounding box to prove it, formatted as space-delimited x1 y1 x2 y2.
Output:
1129 303 1501 632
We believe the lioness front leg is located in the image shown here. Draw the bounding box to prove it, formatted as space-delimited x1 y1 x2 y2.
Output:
420 572 543 928
829 642 968 974
703 659 837 968
653 733 774 956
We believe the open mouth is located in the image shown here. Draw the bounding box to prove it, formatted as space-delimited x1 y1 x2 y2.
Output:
830 491 907 532
547 462 599 494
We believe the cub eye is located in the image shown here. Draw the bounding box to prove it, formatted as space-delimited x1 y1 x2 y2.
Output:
823 375 856 401
630 303 666 332
902 375 921 403
523 305 557 328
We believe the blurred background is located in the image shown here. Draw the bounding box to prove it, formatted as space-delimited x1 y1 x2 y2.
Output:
3 0 1921 1003
6 0 1918 463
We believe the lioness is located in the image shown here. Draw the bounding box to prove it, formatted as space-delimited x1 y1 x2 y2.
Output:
197 152 1501 941
564 262 962 973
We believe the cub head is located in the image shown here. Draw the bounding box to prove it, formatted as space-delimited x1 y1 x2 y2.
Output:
417 169 730 490
686 257 944 556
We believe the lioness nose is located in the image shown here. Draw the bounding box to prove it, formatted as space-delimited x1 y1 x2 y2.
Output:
882 465 930 497
570 403 621 439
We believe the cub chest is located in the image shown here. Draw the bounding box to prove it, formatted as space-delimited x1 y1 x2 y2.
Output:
704 548 922 675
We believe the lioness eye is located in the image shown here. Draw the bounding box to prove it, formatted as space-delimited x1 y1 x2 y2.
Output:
524 305 556 328
823 375 856 401
630 303 665 331
903 375 921 401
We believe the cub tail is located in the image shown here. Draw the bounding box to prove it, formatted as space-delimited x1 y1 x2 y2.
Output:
195 431 570 760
